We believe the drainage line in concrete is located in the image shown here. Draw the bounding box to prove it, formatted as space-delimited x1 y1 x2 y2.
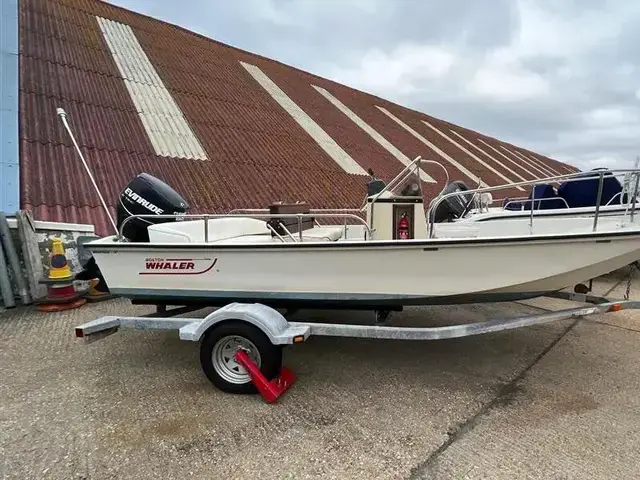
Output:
408 318 580 479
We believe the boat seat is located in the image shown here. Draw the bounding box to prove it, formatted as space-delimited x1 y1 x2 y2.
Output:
146 218 346 244
288 225 345 242
209 226 346 244
267 201 315 237
147 217 271 243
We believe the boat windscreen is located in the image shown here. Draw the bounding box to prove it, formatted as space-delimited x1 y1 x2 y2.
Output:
388 170 423 197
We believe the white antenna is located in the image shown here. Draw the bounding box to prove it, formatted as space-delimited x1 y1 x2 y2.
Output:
56 108 118 235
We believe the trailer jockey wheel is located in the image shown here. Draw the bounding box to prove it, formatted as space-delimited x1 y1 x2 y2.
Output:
199 321 283 394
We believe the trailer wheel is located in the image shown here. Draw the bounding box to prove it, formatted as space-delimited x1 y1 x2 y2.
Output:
199 321 282 394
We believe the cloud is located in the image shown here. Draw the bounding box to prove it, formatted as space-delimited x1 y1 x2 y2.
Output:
321 44 457 97
106 0 640 171
466 54 550 102
583 106 640 128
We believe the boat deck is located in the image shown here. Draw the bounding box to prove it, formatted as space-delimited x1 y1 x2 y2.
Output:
2 271 640 479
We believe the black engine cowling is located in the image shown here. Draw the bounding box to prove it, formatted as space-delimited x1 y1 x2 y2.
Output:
76 173 189 295
429 180 473 223
117 173 190 242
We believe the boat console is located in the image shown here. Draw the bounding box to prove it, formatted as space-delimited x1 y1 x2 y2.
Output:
363 168 480 240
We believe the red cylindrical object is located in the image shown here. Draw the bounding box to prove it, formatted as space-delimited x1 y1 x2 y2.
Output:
398 215 409 240
48 284 77 300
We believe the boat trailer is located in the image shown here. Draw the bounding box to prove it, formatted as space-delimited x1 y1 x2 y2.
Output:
74 292 640 403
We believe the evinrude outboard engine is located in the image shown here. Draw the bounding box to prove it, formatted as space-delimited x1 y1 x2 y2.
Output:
429 180 473 223
76 173 189 297
117 173 189 242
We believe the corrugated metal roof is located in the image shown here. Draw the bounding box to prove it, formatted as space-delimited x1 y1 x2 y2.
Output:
18 0 580 236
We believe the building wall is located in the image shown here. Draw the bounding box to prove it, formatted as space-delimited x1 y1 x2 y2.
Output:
5 215 96 304
0 0 19 214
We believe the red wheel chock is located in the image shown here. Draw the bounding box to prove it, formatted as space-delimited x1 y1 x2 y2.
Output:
234 350 296 403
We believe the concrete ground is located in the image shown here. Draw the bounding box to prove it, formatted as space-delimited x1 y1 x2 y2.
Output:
1 275 639 479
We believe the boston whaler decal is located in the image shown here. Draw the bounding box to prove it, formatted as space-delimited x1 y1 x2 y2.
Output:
139 257 218 275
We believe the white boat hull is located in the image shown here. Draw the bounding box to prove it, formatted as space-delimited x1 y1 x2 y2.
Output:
87 228 640 308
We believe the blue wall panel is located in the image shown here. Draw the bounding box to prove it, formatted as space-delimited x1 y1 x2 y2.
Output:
0 0 19 215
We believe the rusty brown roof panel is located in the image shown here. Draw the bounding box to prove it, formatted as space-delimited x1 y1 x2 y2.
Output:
449 126 539 181
21 3 106 50
523 148 577 174
21 92 154 154
267 81 421 184
260 72 451 186
434 118 543 181
20 57 134 111
474 133 542 180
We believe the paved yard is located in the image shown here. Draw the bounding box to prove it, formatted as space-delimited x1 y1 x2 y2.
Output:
1 277 639 479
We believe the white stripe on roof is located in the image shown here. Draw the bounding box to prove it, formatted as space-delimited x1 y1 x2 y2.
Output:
508 147 558 177
376 106 487 186
420 120 524 191
500 146 554 178
524 152 564 176
239 62 367 175
477 139 540 178
96 17 208 160
448 130 530 184
312 86 436 183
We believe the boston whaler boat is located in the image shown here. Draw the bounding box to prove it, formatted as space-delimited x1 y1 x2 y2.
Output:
78 156 640 311
59 108 640 398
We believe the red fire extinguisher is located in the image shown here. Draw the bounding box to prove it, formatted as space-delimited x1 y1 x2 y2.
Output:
398 213 409 240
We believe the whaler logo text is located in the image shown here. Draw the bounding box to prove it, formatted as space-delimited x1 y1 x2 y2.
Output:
146 260 195 270
139 257 218 275
125 188 164 214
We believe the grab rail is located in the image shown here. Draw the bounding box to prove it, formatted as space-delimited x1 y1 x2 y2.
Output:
426 168 640 237
502 196 571 210
229 208 363 214
118 212 373 243
502 184 638 211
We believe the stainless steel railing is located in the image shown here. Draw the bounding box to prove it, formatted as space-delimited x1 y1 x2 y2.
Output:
118 212 373 243
426 168 640 237
502 188 630 210
502 196 571 210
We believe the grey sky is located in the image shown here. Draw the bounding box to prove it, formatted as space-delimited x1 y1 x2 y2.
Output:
107 0 640 171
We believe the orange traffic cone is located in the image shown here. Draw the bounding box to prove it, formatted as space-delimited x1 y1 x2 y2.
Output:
36 237 86 312
48 238 73 280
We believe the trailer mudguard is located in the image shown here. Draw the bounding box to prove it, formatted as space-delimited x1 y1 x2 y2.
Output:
178 302 311 344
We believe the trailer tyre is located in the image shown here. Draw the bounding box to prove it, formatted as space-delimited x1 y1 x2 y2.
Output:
199 321 282 394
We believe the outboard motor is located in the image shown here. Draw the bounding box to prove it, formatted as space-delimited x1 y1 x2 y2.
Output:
429 181 473 223
117 173 189 242
76 173 189 297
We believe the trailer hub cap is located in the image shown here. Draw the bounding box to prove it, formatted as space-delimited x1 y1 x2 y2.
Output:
212 335 262 384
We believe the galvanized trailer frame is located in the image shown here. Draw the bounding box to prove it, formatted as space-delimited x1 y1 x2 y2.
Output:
74 293 640 400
